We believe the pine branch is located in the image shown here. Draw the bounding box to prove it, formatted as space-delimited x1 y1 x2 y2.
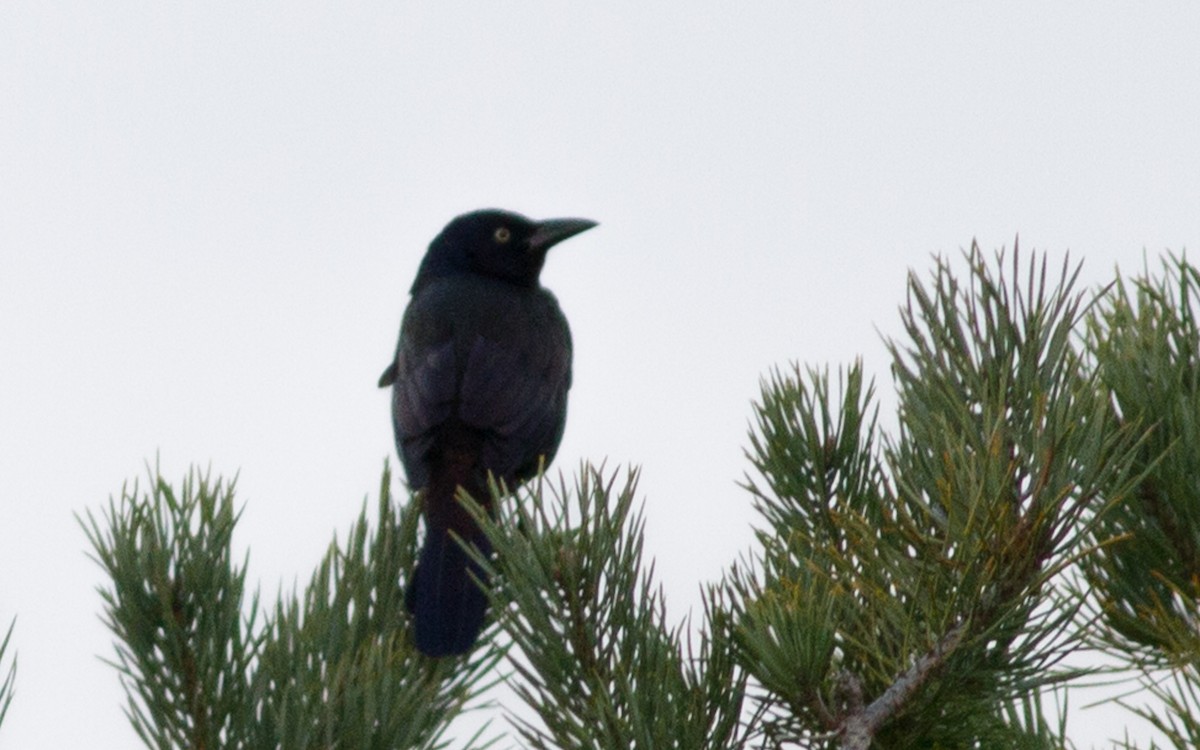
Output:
1083 253 1200 662
840 622 965 749
248 466 501 750
1081 252 1200 748
0 617 14 732
736 246 1138 748
80 464 258 749
468 464 753 750
83 462 498 750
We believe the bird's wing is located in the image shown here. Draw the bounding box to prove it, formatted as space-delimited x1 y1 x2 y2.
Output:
457 330 570 481
378 360 399 387
389 336 458 487
395 341 459 434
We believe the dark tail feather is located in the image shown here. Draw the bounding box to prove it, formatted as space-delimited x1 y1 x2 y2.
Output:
406 526 492 657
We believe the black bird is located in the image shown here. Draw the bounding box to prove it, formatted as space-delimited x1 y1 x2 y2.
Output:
379 208 596 657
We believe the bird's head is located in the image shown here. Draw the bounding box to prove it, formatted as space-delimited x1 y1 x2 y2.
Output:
412 209 597 292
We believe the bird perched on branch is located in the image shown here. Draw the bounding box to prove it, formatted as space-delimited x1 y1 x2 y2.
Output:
379 209 597 656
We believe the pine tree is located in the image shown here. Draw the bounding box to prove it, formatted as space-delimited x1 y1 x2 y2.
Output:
79 247 1200 749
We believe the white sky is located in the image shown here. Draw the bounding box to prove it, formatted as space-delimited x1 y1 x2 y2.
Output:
2 2 1198 748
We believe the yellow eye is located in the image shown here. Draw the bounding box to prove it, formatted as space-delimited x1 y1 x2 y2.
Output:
493 227 511 244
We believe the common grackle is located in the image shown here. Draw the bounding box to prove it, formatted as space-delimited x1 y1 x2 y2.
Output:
379 209 596 657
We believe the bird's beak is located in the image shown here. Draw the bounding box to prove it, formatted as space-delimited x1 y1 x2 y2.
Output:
528 217 598 253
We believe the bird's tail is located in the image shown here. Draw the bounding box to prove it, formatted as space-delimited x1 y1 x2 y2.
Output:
405 426 495 657
406 523 492 657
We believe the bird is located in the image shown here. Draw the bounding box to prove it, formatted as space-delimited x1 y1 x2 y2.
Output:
379 208 597 657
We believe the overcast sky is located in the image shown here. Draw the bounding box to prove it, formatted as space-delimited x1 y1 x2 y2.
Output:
2 2 1198 747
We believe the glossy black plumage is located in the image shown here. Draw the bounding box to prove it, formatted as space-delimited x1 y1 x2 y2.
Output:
380 209 595 656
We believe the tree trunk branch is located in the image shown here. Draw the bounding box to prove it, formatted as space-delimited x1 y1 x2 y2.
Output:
838 623 967 750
